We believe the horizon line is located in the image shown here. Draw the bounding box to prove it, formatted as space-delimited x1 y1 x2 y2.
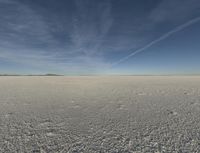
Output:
0 73 200 77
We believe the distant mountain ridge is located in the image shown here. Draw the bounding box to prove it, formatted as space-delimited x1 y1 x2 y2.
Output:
0 74 64 76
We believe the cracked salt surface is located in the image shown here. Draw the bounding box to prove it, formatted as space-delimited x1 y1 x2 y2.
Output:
0 76 200 152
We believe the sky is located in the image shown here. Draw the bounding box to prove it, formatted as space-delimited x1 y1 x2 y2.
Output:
0 0 200 75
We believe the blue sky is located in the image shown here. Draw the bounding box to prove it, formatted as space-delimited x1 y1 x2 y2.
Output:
0 0 200 75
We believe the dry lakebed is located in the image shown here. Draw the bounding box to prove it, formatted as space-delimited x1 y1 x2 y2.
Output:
0 76 200 152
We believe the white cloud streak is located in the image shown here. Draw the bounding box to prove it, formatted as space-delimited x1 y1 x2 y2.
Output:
112 16 200 67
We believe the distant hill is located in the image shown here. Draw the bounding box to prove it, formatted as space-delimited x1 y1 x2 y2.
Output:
0 74 64 76
44 74 64 76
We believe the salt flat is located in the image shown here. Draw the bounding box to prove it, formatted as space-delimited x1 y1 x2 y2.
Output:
0 76 200 152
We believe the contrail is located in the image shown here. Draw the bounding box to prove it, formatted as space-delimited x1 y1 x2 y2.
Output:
111 16 200 67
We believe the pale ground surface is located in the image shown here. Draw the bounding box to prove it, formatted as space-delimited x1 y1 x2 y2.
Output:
0 76 200 153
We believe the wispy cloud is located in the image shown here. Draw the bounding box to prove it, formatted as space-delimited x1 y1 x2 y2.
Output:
70 0 112 56
0 0 112 74
0 0 200 74
149 0 200 23
112 16 200 66
112 0 200 66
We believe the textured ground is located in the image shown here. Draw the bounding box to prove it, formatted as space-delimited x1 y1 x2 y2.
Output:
0 76 200 153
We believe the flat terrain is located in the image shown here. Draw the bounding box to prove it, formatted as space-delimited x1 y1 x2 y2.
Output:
0 76 200 153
